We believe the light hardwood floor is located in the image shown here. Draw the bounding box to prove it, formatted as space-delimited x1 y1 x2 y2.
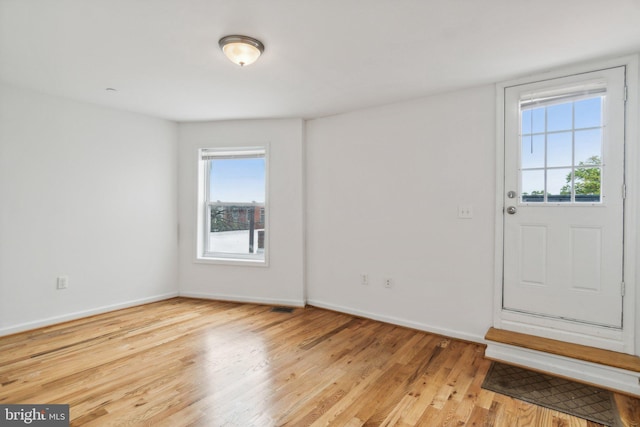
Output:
0 298 638 426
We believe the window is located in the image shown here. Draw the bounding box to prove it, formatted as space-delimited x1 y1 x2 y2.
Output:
198 147 267 263
519 82 605 204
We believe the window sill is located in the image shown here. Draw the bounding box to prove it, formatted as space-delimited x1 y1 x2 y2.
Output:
195 256 269 268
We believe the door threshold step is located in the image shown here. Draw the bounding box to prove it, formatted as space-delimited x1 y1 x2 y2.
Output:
485 327 640 373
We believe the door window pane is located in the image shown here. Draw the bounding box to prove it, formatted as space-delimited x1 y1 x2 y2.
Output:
574 167 601 203
521 135 545 169
522 107 545 134
521 170 545 202
547 168 572 202
547 132 572 167
574 97 602 129
547 103 572 132
574 129 602 165
521 109 531 134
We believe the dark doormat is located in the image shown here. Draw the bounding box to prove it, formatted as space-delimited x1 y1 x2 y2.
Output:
482 362 621 426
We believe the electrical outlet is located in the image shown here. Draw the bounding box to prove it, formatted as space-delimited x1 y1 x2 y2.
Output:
56 276 69 290
458 205 473 219
384 278 393 288
361 274 369 286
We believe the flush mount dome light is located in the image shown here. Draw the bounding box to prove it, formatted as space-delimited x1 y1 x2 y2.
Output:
219 35 264 66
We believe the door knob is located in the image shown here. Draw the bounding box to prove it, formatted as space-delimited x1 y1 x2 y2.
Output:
506 206 517 215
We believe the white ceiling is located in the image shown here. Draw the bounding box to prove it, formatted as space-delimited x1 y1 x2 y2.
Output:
1 0 640 122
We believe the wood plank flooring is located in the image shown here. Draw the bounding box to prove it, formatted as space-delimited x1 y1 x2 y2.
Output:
0 298 638 426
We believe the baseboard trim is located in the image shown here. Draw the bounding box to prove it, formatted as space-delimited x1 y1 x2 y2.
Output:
485 342 640 397
306 299 484 344
0 292 179 337
179 291 305 308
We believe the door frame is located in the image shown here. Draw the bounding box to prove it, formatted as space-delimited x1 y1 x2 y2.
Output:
493 54 639 354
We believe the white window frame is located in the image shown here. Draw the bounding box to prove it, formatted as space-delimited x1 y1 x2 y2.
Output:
196 145 269 266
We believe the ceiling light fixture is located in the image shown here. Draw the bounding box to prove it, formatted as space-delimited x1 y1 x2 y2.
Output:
218 35 264 67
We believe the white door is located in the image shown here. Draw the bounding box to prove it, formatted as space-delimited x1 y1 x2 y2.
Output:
503 67 626 328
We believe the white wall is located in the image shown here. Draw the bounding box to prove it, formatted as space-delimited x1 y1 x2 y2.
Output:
306 86 496 342
178 119 305 306
0 83 178 334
